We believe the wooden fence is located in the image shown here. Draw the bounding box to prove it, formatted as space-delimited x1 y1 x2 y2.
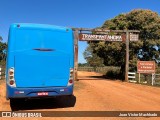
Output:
78 66 120 74
152 74 160 85
0 65 5 80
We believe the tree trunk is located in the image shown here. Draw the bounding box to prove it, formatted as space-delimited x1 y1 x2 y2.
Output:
120 64 125 81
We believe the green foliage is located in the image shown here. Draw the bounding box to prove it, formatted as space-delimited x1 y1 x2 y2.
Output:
78 63 88 67
104 69 120 79
83 43 104 67
85 9 160 80
0 36 7 64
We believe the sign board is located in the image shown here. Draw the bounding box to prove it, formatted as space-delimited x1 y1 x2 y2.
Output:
137 61 155 73
79 33 139 42
130 34 139 41
79 33 126 42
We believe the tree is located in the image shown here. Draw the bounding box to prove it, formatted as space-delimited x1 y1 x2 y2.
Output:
85 9 160 79
78 63 88 67
83 43 104 67
0 36 3 41
0 42 7 61
0 36 7 64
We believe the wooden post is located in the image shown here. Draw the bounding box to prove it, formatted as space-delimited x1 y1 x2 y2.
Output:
0 66 1 79
151 73 155 86
74 30 79 81
138 73 140 83
125 31 129 82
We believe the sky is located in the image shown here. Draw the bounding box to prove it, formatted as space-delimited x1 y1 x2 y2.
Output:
0 0 160 63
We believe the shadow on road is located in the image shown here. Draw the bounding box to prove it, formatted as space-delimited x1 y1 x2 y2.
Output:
78 75 122 81
10 95 76 111
78 75 107 80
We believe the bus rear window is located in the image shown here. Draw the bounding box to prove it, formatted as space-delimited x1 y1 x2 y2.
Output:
14 29 72 52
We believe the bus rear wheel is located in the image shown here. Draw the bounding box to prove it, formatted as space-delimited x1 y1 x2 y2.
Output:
10 98 25 111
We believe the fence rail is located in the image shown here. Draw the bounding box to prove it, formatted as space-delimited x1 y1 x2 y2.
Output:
0 66 5 80
128 72 136 83
152 74 160 85
78 66 120 74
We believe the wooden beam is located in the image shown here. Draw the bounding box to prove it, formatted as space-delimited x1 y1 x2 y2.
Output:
73 30 79 81
72 28 140 33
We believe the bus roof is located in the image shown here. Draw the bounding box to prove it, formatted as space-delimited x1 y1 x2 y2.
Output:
10 23 72 32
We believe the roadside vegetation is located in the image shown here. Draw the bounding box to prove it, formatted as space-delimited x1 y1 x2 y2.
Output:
0 36 7 80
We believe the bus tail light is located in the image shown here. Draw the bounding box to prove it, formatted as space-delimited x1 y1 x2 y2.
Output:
68 68 74 86
9 80 15 85
8 67 16 87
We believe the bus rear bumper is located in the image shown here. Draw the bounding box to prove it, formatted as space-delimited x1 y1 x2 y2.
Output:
6 85 73 99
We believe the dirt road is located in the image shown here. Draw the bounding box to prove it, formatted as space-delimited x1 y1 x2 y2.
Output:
0 71 160 120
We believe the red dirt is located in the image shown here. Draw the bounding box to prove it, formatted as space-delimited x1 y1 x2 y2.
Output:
0 71 160 120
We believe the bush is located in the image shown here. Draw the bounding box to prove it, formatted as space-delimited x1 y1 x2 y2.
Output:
104 69 120 80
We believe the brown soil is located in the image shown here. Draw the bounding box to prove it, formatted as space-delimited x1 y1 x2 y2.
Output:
0 71 160 120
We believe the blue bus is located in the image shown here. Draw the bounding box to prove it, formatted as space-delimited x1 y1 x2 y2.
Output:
6 23 74 105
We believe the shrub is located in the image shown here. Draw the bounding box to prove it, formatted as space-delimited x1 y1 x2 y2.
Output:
105 69 120 79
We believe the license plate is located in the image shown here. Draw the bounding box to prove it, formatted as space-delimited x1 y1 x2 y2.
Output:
37 92 48 96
